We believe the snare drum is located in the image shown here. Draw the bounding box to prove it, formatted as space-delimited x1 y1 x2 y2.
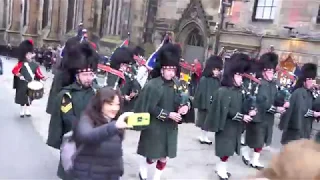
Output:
27 81 44 100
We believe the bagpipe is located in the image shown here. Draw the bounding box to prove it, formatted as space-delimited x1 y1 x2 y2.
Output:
242 73 260 115
96 55 145 89
172 76 194 123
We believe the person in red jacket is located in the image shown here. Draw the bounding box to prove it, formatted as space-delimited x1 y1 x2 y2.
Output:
12 39 46 117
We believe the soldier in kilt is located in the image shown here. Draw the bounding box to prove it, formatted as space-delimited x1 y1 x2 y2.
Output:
134 43 191 180
204 53 256 180
193 55 223 144
280 63 320 144
242 52 288 170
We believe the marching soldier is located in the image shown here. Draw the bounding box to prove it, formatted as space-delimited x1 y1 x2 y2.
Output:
193 55 223 144
12 39 46 117
280 63 320 144
242 52 287 169
205 53 256 180
107 47 134 88
46 42 99 180
134 43 191 180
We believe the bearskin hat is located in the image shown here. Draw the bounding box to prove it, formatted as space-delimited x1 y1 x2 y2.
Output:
292 63 317 91
300 63 317 80
18 39 34 61
132 46 145 57
158 43 181 68
259 52 278 70
221 53 250 87
109 47 134 70
63 41 99 72
202 55 223 77
149 43 181 79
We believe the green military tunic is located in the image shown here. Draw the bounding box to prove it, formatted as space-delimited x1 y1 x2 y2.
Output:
46 70 71 114
204 86 244 157
134 77 182 159
280 87 315 144
14 61 41 105
46 82 95 180
193 76 220 129
245 79 277 148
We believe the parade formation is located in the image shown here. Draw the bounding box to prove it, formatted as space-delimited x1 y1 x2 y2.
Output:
4 23 320 180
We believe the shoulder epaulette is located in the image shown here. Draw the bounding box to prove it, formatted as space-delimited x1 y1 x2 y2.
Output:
61 92 72 113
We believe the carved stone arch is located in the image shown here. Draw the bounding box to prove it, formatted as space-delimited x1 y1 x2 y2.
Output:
177 21 205 47
174 0 210 62
174 0 210 42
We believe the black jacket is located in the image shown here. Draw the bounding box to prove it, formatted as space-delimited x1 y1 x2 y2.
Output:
72 115 124 180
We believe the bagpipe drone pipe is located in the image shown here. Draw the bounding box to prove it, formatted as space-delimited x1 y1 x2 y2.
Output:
172 76 195 124
242 73 260 115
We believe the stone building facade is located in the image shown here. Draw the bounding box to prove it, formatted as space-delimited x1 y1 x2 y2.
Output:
1 0 320 74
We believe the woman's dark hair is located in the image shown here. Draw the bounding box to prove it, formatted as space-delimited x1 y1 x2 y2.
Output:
84 87 123 127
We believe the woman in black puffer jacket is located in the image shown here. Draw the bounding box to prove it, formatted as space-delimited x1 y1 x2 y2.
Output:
72 87 132 180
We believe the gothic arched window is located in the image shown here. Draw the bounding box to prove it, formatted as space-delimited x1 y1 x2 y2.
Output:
66 0 75 32
186 28 204 47
42 0 49 29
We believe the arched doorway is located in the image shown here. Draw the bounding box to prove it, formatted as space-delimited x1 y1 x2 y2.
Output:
179 24 206 63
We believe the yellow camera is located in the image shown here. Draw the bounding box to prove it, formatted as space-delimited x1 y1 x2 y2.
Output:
126 113 150 127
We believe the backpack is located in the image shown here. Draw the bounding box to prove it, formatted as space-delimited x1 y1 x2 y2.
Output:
59 91 84 172
60 131 84 172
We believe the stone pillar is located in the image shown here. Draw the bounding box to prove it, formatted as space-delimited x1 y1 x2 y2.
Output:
93 0 103 35
60 0 69 40
0 0 5 28
7 0 22 46
9 0 22 31
83 0 94 28
106 0 114 35
25 0 40 35
75 0 84 26
111 0 117 35
115 0 122 35
46 0 61 40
